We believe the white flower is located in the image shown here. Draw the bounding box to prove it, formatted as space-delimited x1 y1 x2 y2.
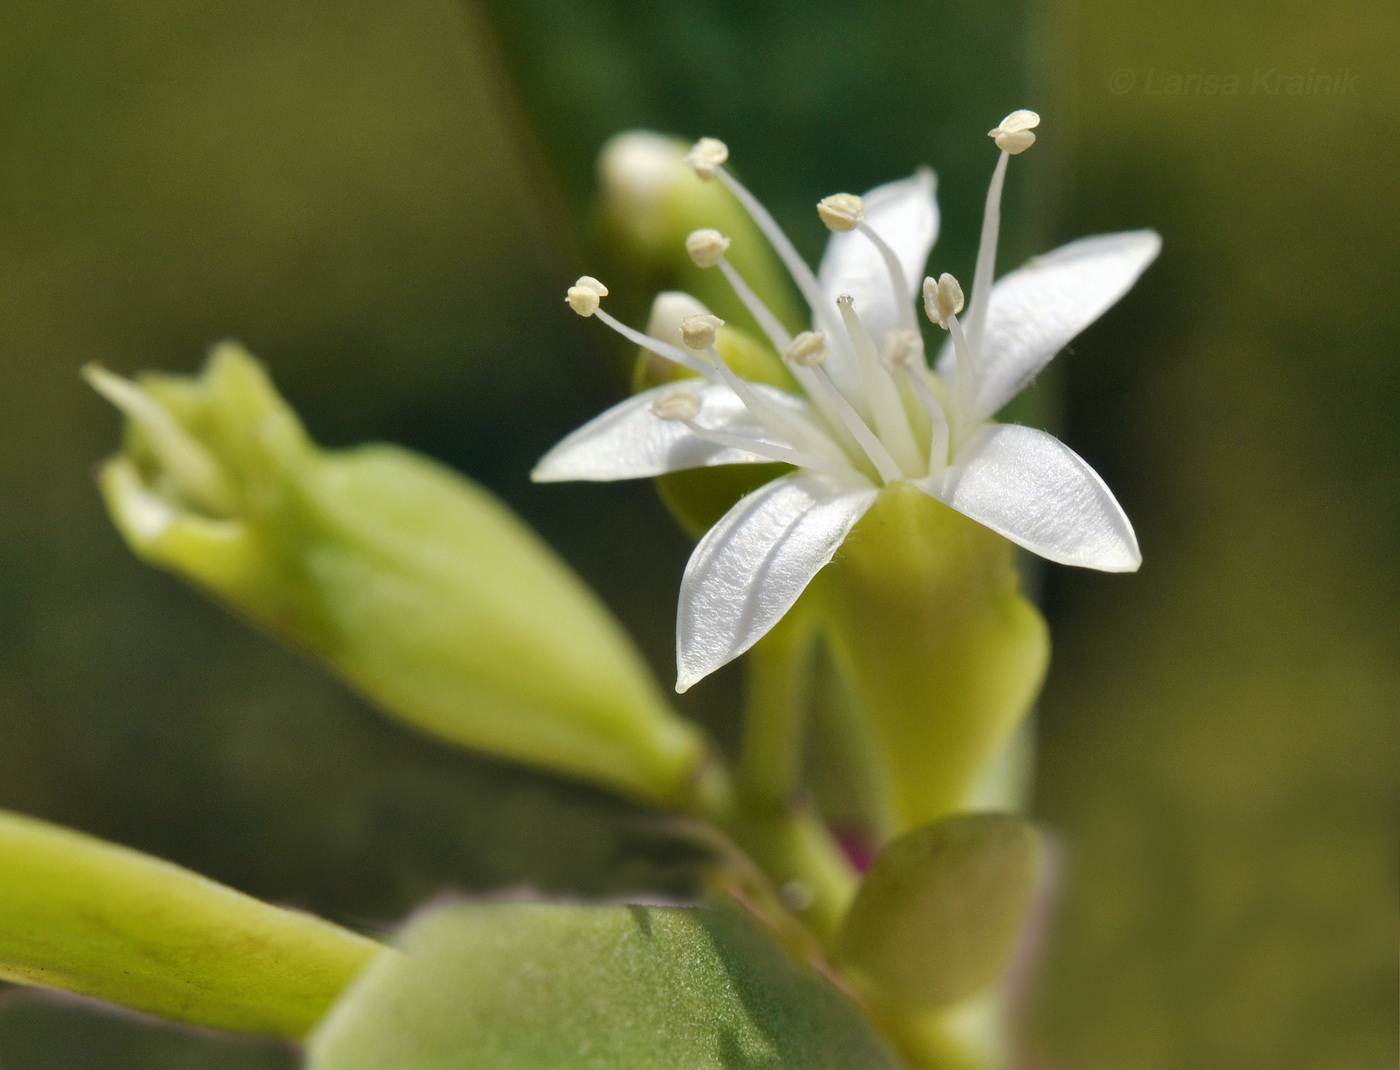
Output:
535 112 1160 692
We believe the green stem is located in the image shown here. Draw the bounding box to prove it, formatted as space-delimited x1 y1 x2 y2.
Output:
735 606 816 802
691 604 858 944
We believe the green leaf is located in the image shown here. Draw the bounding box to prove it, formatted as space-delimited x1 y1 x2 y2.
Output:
307 900 901 1070
0 810 380 1038
834 813 1042 1010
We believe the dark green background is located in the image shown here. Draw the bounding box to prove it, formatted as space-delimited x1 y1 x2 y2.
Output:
0 1 1394 1067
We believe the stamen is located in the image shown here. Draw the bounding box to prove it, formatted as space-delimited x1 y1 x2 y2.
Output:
923 274 976 433
83 365 237 516
964 151 1007 351
680 314 725 351
650 393 843 472
650 386 702 421
988 109 1040 155
836 296 921 474
817 193 865 232
717 257 792 353
892 356 951 474
566 275 609 317
946 313 978 441
685 229 730 268
855 219 920 334
796 358 904 485
968 111 1037 348
701 345 837 461
679 419 848 473
593 307 718 380
922 273 964 329
784 331 828 368
712 167 848 350
684 138 730 180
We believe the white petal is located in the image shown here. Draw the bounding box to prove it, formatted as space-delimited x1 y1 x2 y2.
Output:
818 169 938 341
532 381 821 482
937 230 1161 421
929 423 1139 572
676 472 878 692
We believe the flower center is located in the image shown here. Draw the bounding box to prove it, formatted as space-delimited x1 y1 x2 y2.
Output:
565 112 1040 488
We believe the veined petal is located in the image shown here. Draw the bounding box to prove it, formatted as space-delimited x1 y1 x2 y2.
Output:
532 382 817 482
927 423 1140 572
818 169 938 339
937 230 1161 421
676 472 878 692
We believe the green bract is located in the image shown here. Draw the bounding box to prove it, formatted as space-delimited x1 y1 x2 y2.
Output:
308 900 901 1070
0 810 380 1038
87 344 711 809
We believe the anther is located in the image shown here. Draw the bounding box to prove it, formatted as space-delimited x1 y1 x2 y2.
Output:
881 329 924 370
685 228 731 268
922 274 965 329
684 138 729 180
566 275 609 317
988 109 1040 155
817 193 865 232
680 314 725 350
784 331 828 368
650 387 702 422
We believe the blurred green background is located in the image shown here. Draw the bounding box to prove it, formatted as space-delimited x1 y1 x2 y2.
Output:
0 1 1394 1068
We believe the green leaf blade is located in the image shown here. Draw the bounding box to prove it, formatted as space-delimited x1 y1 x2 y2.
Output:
0 810 380 1038
309 900 900 1070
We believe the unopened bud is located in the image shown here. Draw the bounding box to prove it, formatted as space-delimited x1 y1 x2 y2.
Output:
685 228 731 268
650 387 702 422
988 109 1040 155
684 138 729 180
784 331 829 368
680 314 725 350
565 276 609 317
817 193 866 232
922 274 965 329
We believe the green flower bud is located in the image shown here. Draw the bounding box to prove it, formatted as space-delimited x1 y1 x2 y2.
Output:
87 344 712 809
818 484 1049 834
596 131 801 338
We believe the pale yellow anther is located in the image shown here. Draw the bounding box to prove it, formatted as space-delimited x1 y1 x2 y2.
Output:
784 330 828 368
988 109 1040 154
881 329 924 369
680 314 725 350
685 228 731 268
684 138 729 180
565 275 609 317
922 273 965 329
650 387 702 422
817 193 865 232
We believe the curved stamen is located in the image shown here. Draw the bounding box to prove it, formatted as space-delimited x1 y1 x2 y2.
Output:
703 347 840 461
678 419 848 473
945 312 979 445
594 308 719 380
717 257 793 354
835 297 921 475
714 167 849 355
965 149 1009 353
804 363 903 485
899 363 950 474
854 220 920 335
